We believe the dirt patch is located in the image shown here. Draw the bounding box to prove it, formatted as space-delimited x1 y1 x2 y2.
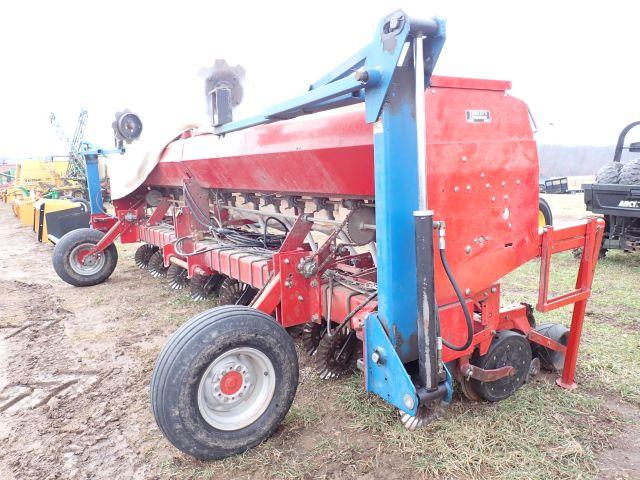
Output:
597 399 640 480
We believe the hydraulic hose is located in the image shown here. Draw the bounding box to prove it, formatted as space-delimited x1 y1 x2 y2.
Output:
439 245 474 352
263 216 289 249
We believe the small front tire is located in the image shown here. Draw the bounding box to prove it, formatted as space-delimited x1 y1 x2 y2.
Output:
52 228 118 287
150 305 299 460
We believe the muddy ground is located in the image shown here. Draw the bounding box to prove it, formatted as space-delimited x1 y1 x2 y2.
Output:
0 196 639 479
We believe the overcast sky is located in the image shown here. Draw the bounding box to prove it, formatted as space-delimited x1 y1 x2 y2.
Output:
1 1 638 159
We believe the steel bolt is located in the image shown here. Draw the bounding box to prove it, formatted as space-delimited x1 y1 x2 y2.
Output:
490 286 497 293
454 186 460 192
516 179 521 185
354 69 369 83
462 156 468 162
310 280 318 288
284 258 290 265
371 347 385 365
485 183 491 189
465 288 471 296
297 295 304 302
466 185 471 191
465 245 472 254
403 393 415 410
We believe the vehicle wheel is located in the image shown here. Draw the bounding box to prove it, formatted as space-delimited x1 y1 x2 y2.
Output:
219 277 258 306
52 228 118 287
150 305 299 460
468 330 532 402
531 323 569 372
538 197 553 228
619 158 640 185
595 162 622 184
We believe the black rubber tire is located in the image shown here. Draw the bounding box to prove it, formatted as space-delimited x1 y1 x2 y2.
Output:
539 197 553 227
150 305 299 460
531 323 569 372
52 228 118 287
595 162 622 184
619 158 640 185
469 330 532 402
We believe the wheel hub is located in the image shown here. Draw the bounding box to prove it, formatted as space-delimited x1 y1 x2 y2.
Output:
197 347 275 431
214 365 249 400
69 243 106 275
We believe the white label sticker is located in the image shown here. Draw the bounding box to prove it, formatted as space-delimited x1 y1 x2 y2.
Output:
619 200 640 208
466 110 491 123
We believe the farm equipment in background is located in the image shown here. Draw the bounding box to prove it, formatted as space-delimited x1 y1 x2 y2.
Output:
46 110 143 243
3 112 142 244
584 121 640 255
50 11 604 460
544 176 569 194
539 197 553 228
49 110 91 196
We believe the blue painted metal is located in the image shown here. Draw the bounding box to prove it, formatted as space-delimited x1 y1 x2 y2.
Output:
308 47 367 90
81 148 123 215
83 153 104 214
214 74 371 135
365 314 418 415
370 62 421 362
443 365 453 404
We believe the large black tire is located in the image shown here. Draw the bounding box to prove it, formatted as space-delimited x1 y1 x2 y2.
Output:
619 158 640 185
150 306 299 460
52 228 118 287
538 197 553 228
595 162 622 184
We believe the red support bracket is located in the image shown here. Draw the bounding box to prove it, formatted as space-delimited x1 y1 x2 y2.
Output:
147 198 172 226
77 218 136 263
535 217 605 389
252 272 281 316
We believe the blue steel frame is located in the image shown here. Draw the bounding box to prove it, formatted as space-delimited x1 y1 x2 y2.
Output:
82 148 123 214
212 10 447 415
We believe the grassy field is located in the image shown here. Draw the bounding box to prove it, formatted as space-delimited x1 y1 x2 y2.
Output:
149 194 639 479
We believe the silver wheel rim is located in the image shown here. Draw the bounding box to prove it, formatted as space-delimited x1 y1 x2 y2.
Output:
197 347 276 431
69 243 105 276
